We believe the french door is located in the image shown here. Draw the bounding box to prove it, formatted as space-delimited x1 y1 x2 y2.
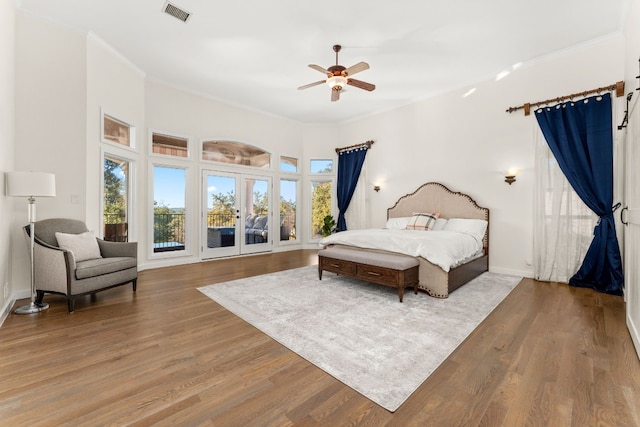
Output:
201 170 272 259
623 97 640 360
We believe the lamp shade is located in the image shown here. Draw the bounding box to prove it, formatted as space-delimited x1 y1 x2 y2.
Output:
5 172 56 197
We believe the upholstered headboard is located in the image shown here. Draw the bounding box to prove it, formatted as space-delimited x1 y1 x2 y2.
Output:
387 182 489 251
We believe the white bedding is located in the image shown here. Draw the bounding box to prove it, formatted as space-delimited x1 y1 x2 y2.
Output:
319 229 483 272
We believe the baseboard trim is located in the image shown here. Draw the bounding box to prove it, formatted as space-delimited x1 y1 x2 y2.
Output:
0 290 32 328
489 266 534 278
0 298 13 328
627 313 640 361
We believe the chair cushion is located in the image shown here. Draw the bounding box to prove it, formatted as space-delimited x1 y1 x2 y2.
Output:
75 257 137 280
55 231 102 262
253 215 268 230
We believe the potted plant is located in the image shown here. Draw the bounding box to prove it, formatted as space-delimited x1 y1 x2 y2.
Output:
321 215 338 237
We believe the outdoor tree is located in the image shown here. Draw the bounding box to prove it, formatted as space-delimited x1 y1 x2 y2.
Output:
210 190 236 227
103 158 126 224
153 201 182 243
253 190 268 215
311 181 332 236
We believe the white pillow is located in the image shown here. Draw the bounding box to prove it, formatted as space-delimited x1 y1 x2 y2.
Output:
443 218 488 242
431 218 448 231
55 231 102 262
385 217 412 230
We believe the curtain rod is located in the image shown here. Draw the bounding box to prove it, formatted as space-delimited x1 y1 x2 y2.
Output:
335 140 374 154
506 81 625 116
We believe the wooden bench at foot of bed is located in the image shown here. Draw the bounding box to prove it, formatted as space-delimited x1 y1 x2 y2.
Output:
318 246 419 302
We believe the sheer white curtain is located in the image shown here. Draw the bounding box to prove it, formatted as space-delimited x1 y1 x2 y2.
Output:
533 126 597 282
344 159 368 229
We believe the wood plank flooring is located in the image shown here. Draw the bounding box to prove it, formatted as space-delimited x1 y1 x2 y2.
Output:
0 250 638 426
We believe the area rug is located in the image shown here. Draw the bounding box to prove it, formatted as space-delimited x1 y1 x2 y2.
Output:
198 266 520 412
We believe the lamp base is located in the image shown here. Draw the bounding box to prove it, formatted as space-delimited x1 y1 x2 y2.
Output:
15 301 49 315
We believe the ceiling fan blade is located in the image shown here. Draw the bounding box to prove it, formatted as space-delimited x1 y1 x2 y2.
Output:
331 89 340 102
347 78 376 91
308 64 331 75
298 80 326 90
344 61 369 76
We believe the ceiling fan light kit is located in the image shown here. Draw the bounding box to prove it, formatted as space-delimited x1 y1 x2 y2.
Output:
298 44 376 102
327 75 347 90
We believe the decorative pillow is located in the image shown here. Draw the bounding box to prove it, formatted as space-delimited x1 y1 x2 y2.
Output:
431 218 448 231
443 218 488 242
55 231 102 262
385 216 412 230
405 212 440 231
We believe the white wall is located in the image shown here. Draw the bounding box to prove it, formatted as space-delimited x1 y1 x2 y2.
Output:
12 11 87 294
0 0 17 322
331 35 625 276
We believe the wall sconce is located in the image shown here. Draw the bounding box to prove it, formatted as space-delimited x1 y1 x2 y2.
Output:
373 185 381 192
505 168 519 185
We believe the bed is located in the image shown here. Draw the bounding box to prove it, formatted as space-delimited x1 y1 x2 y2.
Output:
320 182 489 298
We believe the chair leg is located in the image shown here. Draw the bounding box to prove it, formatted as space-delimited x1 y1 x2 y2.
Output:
132 279 137 292
36 290 45 304
67 297 75 313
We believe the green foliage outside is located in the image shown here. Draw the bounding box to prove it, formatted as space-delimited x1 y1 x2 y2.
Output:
280 196 296 240
209 190 236 226
311 181 332 238
253 190 268 215
153 201 185 243
103 158 126 224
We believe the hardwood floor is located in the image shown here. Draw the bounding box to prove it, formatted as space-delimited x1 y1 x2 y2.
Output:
0 250 638 426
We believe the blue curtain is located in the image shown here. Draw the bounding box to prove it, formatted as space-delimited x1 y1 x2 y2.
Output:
535 93 623 295
336 147 368 231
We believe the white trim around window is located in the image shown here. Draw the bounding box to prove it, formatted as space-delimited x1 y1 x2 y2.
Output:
100 107 138 152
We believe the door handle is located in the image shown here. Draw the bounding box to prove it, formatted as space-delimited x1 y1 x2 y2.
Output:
621 206 629 225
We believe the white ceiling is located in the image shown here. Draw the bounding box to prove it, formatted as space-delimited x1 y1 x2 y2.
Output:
18 0 629 124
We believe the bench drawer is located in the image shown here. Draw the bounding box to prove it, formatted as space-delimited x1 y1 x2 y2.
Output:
355 264 397 286
320 257 355 276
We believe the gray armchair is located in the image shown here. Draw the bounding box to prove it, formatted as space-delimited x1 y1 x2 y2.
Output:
26 218 138 313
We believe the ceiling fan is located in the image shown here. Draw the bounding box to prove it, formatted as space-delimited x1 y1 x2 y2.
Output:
298 44 376 102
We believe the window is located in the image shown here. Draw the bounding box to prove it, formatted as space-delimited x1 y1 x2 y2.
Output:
280 179 297 241
151 132 188 158
280 156 298 172
311 180 332 240
102 113 135 148
103 155 131 242
310 159 333 174
153 166 187 253
202 140 270 168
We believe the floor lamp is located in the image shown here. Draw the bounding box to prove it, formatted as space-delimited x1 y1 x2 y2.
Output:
5 171 56 314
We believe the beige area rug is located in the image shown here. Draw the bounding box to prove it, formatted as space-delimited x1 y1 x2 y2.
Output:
198 266 520 412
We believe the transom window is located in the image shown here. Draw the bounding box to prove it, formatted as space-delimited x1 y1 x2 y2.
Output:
280 156 298 172
102 114 135 148
310 159 333 174
152 132 188 158
202 140 270 168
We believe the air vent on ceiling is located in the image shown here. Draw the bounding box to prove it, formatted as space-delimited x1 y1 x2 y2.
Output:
163 1 191 23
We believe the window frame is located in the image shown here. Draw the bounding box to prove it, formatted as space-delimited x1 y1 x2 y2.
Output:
149 158 193 260
149 129 191 160
100 108 137 152
101 149 136 244
309 178 335 242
